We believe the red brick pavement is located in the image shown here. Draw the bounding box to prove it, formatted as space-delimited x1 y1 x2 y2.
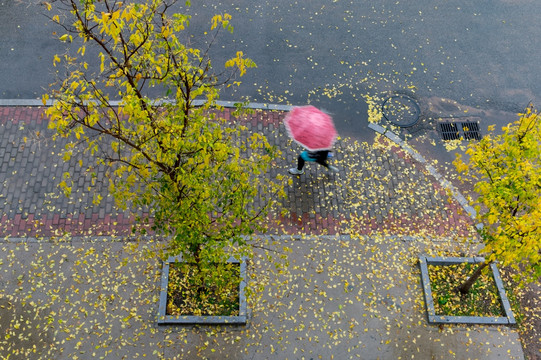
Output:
0 106 475 239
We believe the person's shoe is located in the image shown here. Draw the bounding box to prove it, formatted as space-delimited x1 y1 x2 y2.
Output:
288 168 304 175
328 165 339 173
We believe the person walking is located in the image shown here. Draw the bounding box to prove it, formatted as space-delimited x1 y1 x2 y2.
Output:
283 105 339 175
288 150 338 175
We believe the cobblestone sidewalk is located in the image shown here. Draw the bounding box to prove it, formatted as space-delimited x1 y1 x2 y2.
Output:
0 106 475 239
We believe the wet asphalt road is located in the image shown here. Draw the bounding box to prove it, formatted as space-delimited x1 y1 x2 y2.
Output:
1 0 540 142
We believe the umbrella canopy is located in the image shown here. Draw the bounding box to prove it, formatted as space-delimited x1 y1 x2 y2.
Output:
283 106 337 151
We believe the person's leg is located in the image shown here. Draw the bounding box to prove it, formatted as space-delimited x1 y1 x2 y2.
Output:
297 155 305 170
316 157 338 173
289 152 306 175
315 158 329 168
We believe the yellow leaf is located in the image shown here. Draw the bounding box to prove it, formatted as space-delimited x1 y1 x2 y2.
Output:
211 15 222 30
53 54 61 67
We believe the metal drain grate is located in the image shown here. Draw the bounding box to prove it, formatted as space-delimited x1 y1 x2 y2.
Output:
437 121 481 141
438 122 460 141
461 122 481 140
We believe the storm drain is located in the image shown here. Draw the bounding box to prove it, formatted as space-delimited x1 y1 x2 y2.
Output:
437 121 481 141
461 122 482 140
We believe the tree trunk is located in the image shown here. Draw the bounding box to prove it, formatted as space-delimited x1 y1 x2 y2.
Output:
456 260 492 295
191 244 206 295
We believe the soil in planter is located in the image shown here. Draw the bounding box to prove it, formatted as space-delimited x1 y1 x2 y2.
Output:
166 262 241 317
428 263 505 317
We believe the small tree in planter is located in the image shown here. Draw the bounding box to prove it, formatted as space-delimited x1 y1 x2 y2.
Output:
453 106 540 293
44 0 285 318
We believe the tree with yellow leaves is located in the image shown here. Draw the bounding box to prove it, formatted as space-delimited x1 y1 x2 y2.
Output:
44 0 285 307
454 107 540 293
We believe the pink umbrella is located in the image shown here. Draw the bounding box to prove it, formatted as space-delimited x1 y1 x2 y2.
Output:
284 106 337 151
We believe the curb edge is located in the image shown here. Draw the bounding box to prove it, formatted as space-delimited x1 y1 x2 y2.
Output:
0 99 294 111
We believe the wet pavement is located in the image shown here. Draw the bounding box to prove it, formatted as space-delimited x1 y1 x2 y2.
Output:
2 1 541 143
0 105 475 239
0 104 526 359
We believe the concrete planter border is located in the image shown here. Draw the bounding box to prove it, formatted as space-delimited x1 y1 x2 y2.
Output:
419 256 515 325
157 255 247 325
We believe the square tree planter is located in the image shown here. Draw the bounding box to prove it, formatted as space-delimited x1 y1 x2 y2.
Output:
419 256 516 325
157 255 247 325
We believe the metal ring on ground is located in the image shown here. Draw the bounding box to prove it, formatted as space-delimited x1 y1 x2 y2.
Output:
381 94 421 128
